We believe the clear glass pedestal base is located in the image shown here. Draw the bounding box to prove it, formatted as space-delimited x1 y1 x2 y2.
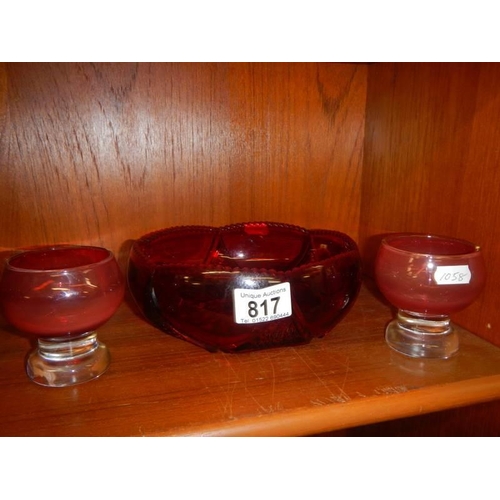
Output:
385 310 459 359
26 331 110 387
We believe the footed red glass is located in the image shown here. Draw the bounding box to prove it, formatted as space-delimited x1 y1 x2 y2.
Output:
128 222 362 352
375 233 486 359
0 245 125 387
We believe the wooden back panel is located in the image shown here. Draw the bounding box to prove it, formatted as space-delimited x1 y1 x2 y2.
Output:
0 62 366 268
361 62 500 346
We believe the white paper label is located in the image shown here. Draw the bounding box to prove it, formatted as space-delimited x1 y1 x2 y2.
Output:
233 282 292 324
434 265 472 285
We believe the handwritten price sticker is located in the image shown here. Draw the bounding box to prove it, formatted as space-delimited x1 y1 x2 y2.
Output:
233 282 292 324
434 265 472 285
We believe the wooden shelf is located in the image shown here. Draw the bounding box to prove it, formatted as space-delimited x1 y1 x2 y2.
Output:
1 280 500 437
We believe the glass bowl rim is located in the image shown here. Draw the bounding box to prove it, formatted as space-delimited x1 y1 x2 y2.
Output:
4 245 115 273
131 222 360 274
381 232 481 258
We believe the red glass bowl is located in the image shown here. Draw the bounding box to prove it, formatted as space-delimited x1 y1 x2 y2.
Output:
375 233 485 316
128 222 362 352
1 245 125 338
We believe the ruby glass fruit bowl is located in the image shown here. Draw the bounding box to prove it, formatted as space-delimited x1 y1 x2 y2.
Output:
128 222 362 352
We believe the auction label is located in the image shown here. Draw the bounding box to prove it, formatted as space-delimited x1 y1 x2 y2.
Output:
233 282 292 324
434 265 472 285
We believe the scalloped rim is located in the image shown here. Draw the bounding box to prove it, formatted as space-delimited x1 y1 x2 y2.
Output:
131 222 360 275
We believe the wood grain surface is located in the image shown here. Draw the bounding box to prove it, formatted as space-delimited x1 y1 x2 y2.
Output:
0 62 366 270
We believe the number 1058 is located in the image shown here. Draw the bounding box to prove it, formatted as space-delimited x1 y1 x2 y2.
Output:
438 272 468 282
434 266 471 285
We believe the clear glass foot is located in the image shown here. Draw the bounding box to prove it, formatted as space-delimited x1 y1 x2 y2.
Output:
385 310 459 359
26 331 110 387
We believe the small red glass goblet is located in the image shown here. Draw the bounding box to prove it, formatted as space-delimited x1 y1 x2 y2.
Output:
375 233 486 359
0 245 125 387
